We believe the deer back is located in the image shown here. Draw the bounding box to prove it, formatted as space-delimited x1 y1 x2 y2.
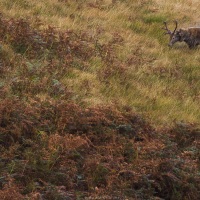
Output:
188 27 200 38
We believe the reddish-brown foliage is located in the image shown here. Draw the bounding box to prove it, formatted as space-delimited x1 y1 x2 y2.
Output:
0 13 199 200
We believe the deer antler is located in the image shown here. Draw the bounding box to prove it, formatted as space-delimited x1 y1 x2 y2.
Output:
163 21 172 35
172 20 178 35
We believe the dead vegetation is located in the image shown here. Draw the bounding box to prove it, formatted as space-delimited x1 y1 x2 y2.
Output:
0 97 199 199
0 10 199 200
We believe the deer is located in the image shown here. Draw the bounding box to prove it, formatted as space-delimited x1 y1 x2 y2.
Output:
163 20 200 49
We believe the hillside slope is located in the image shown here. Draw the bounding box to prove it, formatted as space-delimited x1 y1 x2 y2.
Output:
0 0 200 124
0 0 199 199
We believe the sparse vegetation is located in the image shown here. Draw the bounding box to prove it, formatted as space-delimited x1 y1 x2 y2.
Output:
0 0 199 199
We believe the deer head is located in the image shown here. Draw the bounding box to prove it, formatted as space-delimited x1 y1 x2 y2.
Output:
163 20 181 46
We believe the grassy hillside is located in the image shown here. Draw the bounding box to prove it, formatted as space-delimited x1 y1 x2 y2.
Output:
0 0 199 199
0 0 200 124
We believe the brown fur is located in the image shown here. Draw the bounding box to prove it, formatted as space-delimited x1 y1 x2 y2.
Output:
180 28 200 39
178 28 200 48
164 21 200 48
168 27 200 48
188 28 200 37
